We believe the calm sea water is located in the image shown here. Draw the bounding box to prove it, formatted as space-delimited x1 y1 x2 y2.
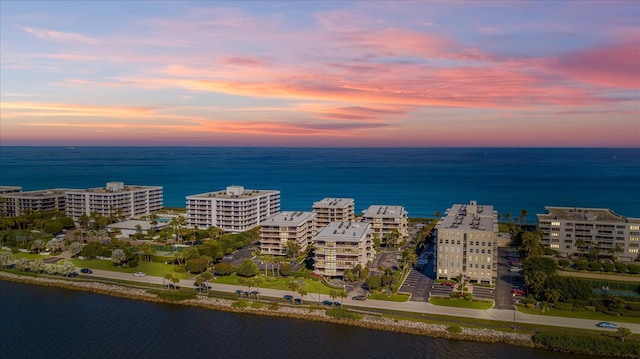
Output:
0 281 593 359
1 147 638 220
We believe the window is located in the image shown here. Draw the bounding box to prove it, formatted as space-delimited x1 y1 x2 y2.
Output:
629 248 638 253
482 242 485 246
630 225 640 231
481 265 485 269
481 249 485 254
552 221 560 226
487 250 491 254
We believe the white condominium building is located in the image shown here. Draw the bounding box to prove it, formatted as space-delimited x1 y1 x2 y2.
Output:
0 188 73 217
313 221 373 278
435 200 498 285
361 205 409 240
66 182 163 222
0 186 22 195
186 185 280 233
259 211 317 256
312 198 355 227
537 207 640 262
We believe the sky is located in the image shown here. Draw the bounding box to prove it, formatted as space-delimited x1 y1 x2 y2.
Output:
0 1 639 147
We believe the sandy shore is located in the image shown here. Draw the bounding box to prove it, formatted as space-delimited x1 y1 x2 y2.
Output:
0 271 534 347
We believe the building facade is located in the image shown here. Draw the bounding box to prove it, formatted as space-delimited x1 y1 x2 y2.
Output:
186 185 280 233
313 221 374 278
312 198 355 228
0 186 22 195
537 207 640 262
361 205 409 242
435 200 498 285
259 211 317 256
0 188 71 217
65 182 163 222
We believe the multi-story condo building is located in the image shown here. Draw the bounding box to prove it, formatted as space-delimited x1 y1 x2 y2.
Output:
537 207 640 262
186 185 280 233
0 186 22 195
0 188 72 217
361 205 409 242
65 182 163 222
313 221 373 278
259 211 317 256
312 198 355 228
435 200 498 285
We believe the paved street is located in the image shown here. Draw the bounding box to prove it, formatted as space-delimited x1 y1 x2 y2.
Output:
79 268 640 334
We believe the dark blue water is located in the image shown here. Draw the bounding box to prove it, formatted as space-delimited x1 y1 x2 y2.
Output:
1 147 639 221
0 281 592 359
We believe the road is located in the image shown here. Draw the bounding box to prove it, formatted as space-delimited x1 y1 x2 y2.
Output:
81 268 640 334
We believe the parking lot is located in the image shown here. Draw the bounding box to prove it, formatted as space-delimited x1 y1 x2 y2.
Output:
495 246 524 309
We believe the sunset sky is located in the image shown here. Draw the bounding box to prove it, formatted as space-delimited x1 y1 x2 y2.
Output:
1 1 638 147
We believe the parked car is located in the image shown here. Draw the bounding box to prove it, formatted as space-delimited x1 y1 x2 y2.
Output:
284 294 293 301
441 282 455 287
250 291 260 297
596 321 618 329
167 283 180 289
511 288 526 296
195 286 208 292
133 272 146 277
322 300 333 306
352 295 367 301
67 272 78 278
80 268 92 274
294 298 302 305
333 302 341 307
510 267 522 272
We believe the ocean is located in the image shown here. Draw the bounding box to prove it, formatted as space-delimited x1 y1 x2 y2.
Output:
1 147 638 221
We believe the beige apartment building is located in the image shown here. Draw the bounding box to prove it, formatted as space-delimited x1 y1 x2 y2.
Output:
0 186 22 195
259 211 317 256
186 185 280 233
65 182 163 222
313 221 374 278
312 198 355 228
361 205 409 242
537 207 640 262
435 200 498 285
0 188 72 217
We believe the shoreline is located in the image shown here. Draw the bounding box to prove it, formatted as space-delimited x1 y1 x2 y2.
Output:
0 271 534 348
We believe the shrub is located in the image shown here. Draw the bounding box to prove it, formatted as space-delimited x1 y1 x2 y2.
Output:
174 265 186 273
464 293 472 301
628 263 640 274
602 262 615 272
447 325 462 334
365 275 382 290
588 261 602 271
533 331 640 357
558 259 570 269
128 259 139 268
279 263 292 277
231 300 249 308
214 262 234 276
325 308 363 320
574 260 588 270
615 262 628 273
584 306 596 311
553 302 573 311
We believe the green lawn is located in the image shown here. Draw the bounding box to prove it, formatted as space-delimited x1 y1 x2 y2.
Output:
369 292 410 302
214 274 333 294
69 259 191 278
518 305 640 324
430 297 494 310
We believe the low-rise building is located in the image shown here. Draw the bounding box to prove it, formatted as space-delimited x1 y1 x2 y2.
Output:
537 207 640 262
259 211 317 256
65 182 163 222
312 197 355 227
186 185 280 233
0 186 22 195
361 205 409 243
313 221 373 278
0 188 73 217
435 200 498 285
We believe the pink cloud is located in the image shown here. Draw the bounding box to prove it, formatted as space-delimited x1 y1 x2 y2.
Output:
551 42 640 89
19 26 97 45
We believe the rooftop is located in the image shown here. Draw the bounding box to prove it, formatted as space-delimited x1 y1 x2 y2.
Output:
315 221 371 242
67 182 161 194
537 207 640 223
0 188 77 198
187 185 279 200
261 211 316 226
312 197 354 209
362 205 407 218
437 201 496 232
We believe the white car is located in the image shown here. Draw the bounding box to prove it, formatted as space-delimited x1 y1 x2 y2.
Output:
133 272 146 277
510 267 522 272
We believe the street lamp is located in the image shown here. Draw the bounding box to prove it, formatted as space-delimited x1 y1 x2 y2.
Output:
512 294 517 330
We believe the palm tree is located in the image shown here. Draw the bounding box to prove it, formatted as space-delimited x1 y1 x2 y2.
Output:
288 281 300 303
609 244 623 262
618 327 632 342
519 209 528 225
575 238 586 259
520 230 544 258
